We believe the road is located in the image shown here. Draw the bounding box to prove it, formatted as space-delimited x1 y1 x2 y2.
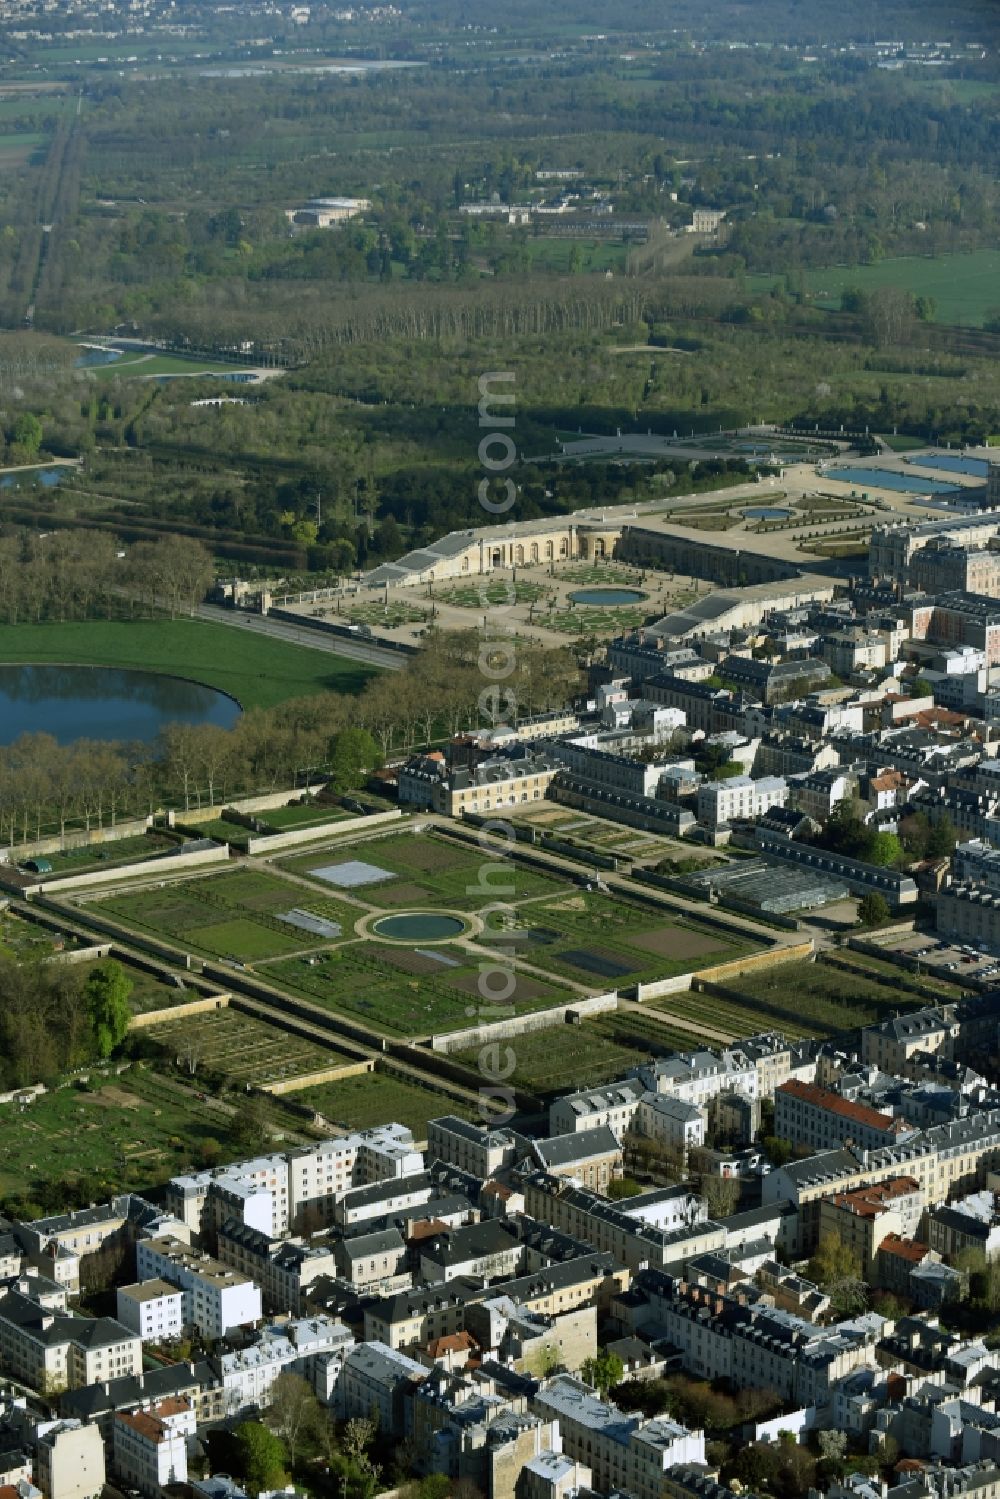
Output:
195 602 405 672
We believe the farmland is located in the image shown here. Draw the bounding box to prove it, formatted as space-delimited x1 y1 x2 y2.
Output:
279 830 567 908
141 1006 351 1088
296 1070 475 1139
457 1007 730 1099
0 1066 259 1202
651 955 941 1041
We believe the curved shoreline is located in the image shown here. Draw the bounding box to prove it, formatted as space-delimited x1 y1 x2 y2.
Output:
0 660 243 746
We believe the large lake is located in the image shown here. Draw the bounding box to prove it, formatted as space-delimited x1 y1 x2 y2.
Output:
0 664 240 747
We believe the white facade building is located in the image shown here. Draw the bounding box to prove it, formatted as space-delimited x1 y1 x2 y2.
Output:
135 1238 262 1339
115 1281 185 1344
697 775 788 830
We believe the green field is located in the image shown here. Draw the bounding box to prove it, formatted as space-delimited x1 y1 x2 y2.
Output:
33 831 181 877
0 1066 255 1201
100 867 360 961
93 355 251 379
281 830 566 908
748 250 1000 328
652 955 937 1041
0 618 376 710
267 940 568 1036
296 1070 473 1138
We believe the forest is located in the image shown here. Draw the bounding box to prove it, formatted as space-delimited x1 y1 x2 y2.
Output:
0 3 994 569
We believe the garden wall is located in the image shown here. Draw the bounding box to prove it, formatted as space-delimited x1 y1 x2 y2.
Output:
0 816 153 863
32 896 194 969
244 808 403 855
26 842 230 895
430 990 619 1054
260 1058 374 1096
632 940 813 1003
170 785 330 821
129 993 232 1030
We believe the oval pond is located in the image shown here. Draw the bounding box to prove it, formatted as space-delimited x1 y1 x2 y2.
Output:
743 506 791 521
568 587 648 606
373 913 466 941
0 664 240 747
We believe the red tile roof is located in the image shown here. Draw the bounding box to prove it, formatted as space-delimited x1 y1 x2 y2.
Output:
778 1079 905 1136
878 1233 931 1264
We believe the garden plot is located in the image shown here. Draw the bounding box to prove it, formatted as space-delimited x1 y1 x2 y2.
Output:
266 940 569 1036
299 1071 473 1137
282 831 564 908
654 955 934 1041
144 1008 345 1087
278 909 342 939
98 868 357 962
482 891 756 988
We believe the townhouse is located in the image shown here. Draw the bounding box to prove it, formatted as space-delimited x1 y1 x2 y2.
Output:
530 1376 704 1499
0 1291 141 1394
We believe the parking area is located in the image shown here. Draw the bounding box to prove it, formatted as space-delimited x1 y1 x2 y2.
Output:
876 932 1000 983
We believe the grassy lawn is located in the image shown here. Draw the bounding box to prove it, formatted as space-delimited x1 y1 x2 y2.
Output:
259 803 351 832
296 1070 473 1137
879 434 929 452
0 618 376 710
0 1066 250 1201
91 354 252 379
748 250 1000 328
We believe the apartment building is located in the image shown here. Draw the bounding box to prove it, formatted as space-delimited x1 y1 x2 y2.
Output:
521 1174 718 1273
338 1340 426 1429
363 1253 626 1351
637 1048 759 1107
548 1080 645 1138
427 1118 519 1179
636 1274 879 1405
531 1376 704 1499
166 1126 423 1239
112 1398 195 1497
0 1290 141 1394
818 1177 925 1271
135 1238 262 1339
937 885 1000 950
216 1222 338 1313
861 1009 959 1074
34 1421 105 1499
115 1281 185 1344
215 1317 354 1414
775 1080 917 1154
531 1128 623 1191
763 1109 1000 1254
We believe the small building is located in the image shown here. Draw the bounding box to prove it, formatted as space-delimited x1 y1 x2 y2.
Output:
115 1281 185 1344
112 1398 195 1497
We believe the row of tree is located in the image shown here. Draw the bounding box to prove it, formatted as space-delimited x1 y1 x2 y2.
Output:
0 632 584 840
0 528 214 624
